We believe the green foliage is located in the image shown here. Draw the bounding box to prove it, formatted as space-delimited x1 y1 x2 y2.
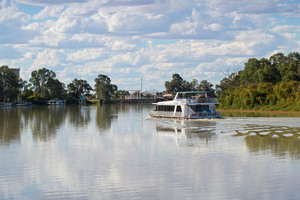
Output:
29 68 65 100
0 66 21 102
165 73 191 93
67 78 93 99
114 90 130 99
165 73 215 96
94 74 118 103
218 52 300 111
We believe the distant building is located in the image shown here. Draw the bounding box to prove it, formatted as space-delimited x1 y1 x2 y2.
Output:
163 93 173 100
9 67 20 78
143 90 163 98
79 94 91 104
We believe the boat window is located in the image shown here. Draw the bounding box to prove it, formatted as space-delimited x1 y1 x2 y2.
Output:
176 106 182 112
156 105 175 111
190 105 209 112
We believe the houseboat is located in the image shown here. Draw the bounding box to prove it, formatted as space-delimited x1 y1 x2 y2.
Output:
16 102 32 106
47 98 65 105
150 91 222 119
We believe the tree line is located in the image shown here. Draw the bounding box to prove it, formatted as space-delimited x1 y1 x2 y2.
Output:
1 51 299 110
0 66 119 104
163 52 300 111
217 52 300 111
164 73 216 97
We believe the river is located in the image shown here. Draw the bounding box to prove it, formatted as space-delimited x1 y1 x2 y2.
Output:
0 104 300 200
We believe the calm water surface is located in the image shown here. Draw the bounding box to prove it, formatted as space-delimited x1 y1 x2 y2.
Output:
1 105 300 200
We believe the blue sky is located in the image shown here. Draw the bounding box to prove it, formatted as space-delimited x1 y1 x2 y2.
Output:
1 0 300 91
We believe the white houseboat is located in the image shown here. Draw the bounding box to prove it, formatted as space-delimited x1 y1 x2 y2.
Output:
47 98 65 105
150 91 222 119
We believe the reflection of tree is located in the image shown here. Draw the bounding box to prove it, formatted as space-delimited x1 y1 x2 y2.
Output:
67 106 91 128
23 106 67 142
0 108 21 144
96 104 117 131
234 124 300 159
155 120 217 146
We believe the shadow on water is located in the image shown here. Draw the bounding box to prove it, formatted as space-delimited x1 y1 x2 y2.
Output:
232 124 300 159
154 119 217 147
0 108 21 145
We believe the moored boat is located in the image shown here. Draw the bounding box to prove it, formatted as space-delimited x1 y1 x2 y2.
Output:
150 91 222 119
0 102 14 107
16 102 32 106
47 98 65 105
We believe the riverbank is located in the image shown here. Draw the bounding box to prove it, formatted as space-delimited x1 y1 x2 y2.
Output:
217 109 300 114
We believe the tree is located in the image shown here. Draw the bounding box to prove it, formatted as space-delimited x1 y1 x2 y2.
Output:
114 90 130 99
67 78 93 99
48 78 66 99
0 66 21 102
240 58 263 85
29 68 56 99
165 73 191 93
20 81 34 101
94 74 117 103
217 52 300 111
196 80 216 97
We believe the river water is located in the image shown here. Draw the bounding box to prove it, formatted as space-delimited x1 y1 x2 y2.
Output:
0 104 300 200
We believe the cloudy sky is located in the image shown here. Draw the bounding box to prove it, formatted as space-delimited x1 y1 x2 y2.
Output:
1 0 300 91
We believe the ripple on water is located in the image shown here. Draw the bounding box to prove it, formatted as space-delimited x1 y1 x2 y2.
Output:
282 133 294 137
258 131 270 136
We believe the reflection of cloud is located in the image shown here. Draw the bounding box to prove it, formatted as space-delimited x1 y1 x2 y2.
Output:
1 105 300 199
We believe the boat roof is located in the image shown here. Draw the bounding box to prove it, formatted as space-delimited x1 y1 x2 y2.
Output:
176 91 209 94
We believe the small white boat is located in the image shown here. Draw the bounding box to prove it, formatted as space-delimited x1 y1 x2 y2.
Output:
47 98 65 105
150 91 222 119
16 102 32 106
0 102 14 107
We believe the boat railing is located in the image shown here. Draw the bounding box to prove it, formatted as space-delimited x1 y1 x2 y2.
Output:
150 111 182 117
196 111 222 117
175 98 218 104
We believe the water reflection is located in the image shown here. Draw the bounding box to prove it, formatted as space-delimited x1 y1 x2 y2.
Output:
154 120 217 147
0 108 21 144
0 105 300 200
232 124 300 159
67 105 91 128
27 106 67 142
96 104 118 131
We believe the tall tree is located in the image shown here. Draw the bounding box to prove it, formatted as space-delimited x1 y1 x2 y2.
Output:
67 79 93 99
29 68 56 99
196 80 216 97
0 66 21 102
94 74 117 102
165 73 191 93
48 78 66 99
29 68 65 100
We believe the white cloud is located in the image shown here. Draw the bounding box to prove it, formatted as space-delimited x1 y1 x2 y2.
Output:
204 23 223 31
66 48 104 62
0 0 299 91
30 49 66 70
33 5 65 19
